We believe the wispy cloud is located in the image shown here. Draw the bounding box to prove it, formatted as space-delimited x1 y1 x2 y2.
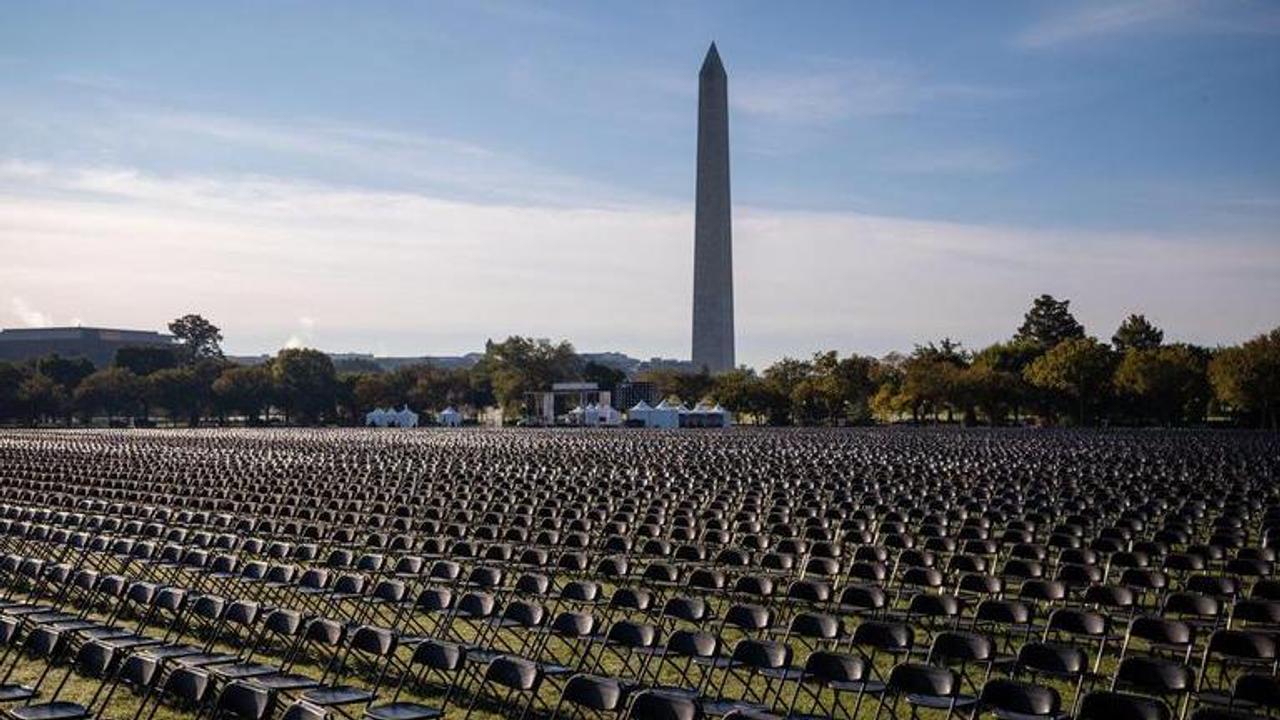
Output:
284 316 318 350
3 161 1276 364
1017 0 1280 49
8 297 53 327
730 61 1012 125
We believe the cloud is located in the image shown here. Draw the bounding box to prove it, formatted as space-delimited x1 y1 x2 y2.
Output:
1017 0 1280 48
284 317 318 350
1 161 1276 365
8 297 53 327
730 62 1012 126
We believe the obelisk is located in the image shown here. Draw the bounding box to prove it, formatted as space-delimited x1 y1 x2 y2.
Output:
691 42 735 373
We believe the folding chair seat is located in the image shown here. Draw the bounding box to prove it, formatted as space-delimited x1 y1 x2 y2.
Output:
1196 630 1278 706
249 617 345 693
1075 690 1171 720
551 673 626 718
904 592 963 644
703 638 791 717
168 598 263 670
603 588 654 627
1014 643 1090 715
623 689 703 720
462 655 542 720
1163 592 1223 634
211 681 276 720
927 630 997 704
207 607 303 683
872 662 967 719
1111 656 1194 718
1225 672 1280 716
1229 599 1280 634
0 626 65 704
588 620 660 685
659 596 711 633
300 626 398 715
977 678 1067 720
141 665 212 720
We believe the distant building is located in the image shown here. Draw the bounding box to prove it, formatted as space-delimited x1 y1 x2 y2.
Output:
612 381 659 411
0 327 175 367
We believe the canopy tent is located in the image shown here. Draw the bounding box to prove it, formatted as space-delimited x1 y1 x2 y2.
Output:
438 407 462 427
628 400 653 425
367 406 418 428
395 406 419 428
585 403 623 426
644 399 682 429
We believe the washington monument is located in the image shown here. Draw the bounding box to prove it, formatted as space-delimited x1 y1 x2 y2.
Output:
691 42 735 373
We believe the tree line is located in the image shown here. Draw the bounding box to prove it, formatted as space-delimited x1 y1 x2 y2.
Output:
0 298 1277 428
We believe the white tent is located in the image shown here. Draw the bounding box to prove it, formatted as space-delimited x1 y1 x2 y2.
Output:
438 407 462 427
365 408 393 427
585 403 622 426
628 400 653 425
395 406 419 428
646 399 682 429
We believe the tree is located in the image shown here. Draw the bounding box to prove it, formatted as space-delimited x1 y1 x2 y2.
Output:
969 340 1038 422
1016 295 1085 350
1112 314 1164 352
212 365 274 423
1209 328 1280 428
473 337 583 416
1114 344 1210 425
115 345 180 376
74 367 144 423
16 373 67 424
761 357 813 425
709 368 769 423
169 314 224 363
147 366 208 426
36 354 95 391
583 361 626 391
353 373 399 412
271 348 337 424
1023 337 1115 425
0 362 30 423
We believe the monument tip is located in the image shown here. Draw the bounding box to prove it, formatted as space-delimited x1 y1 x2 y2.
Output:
701 42 724 75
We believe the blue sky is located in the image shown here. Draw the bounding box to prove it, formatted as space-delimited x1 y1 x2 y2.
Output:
1 1 1278 367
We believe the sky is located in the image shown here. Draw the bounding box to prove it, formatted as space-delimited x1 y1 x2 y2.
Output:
1 0 1278 368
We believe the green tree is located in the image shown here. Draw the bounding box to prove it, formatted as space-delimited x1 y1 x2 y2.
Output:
169 314 224 363
761 357 813 425
473 337 583 416
147 366 208 426
271 348 337 424
1112 314 1164 352
74 367 144 423
17 373 67 424
709 368 765 423
1209 328 1280 428
36 354 95 391
970 340 1038 421
0 362 30 422
115 345 180 376
354 372 400 412
1023 337 1115 425
583 361 627 391
1016 294 1085 350
1114 344 1210 425
212 365 274 423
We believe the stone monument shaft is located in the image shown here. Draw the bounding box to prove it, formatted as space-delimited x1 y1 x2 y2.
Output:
691 43 735 373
